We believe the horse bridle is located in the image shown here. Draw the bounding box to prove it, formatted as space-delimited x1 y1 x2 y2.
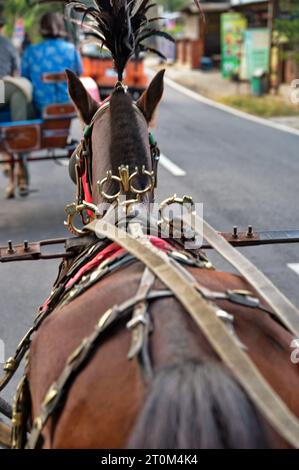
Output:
68 92 161 220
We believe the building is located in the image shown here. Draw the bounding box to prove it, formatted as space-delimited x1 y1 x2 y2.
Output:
177 0 292 86
230 1 269 27
176 1 277 69
177 1 230 69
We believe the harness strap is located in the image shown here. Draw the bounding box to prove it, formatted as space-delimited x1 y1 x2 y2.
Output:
127 268 156 379
181 213 299 337
26 289 173 449
11 374 30 449
85 218 299 448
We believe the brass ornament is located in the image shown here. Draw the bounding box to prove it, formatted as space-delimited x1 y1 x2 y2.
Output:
158 194 195 226
64 201 100 236
97 165 155 202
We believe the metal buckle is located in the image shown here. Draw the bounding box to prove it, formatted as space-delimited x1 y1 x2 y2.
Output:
64 201 100 236
159 194 195 226
227 289 260 308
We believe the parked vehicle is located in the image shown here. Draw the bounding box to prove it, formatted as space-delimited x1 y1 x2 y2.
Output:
81 43 148 99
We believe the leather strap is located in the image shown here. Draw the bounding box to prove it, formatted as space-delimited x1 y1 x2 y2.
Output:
127 268 156 379
183 213 299 337
26 288 173 449
0 396 12 420
86 218 299 448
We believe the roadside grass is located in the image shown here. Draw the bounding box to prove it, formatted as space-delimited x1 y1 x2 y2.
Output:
217 95 299 118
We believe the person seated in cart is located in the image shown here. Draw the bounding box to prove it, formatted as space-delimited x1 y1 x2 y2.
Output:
0 12 83 199
21 12 83 115
0 15 33 198
0 16 31 122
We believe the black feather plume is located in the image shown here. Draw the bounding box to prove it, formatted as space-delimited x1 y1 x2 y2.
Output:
64 0 174 81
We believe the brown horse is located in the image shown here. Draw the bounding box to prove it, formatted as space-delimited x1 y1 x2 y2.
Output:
25 70 299 449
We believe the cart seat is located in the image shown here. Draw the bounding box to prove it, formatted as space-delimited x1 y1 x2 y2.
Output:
0 119 43 153
42 72 68 84
0 72 77 152
41 102 76 149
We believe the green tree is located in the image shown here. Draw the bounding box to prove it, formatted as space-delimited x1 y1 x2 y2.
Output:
157 0 188 13
1 0 64 40
275 0 299 63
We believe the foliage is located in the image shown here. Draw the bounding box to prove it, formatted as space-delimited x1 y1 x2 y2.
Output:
0 0 184 42
156 0 188 13
1 0 64 40
275 0 299 63
219 94 299 118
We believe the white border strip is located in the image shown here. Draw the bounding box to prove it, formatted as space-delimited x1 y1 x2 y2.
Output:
160 153 186 176
163 75 299 138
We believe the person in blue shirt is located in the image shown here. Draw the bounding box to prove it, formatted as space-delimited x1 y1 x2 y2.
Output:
21 12 83 114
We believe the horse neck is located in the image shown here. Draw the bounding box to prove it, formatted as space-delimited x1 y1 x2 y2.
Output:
90 92 152 207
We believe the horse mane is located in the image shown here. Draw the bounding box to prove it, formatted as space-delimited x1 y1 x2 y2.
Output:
127 360 269 449
109 89 148 174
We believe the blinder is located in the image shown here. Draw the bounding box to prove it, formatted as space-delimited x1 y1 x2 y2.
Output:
69 151 78 184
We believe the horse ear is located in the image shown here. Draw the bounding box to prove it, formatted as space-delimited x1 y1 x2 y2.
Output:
137 69 165 126
66 69 99 124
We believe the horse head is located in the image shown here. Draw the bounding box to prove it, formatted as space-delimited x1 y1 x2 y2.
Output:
66 69 165 208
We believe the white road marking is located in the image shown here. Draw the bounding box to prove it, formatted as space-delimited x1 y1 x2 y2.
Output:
159 153 186 176
162 75 299 138
287 263 299 276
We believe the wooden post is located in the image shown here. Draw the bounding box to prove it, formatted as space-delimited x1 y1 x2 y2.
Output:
268 0 279 92
199 11 206 58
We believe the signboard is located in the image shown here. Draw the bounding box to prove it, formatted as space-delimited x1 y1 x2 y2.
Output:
221 13 247 78
244 28 270 79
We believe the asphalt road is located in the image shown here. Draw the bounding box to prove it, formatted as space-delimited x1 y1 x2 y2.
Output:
1 79 299 403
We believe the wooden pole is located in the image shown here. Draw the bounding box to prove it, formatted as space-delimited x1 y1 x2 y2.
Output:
268 0 279 92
